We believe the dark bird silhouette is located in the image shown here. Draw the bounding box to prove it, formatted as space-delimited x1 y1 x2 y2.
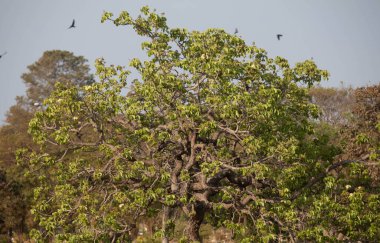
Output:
277 34 283 40
68 19 76 29
234 28 239 34
0 52 7 59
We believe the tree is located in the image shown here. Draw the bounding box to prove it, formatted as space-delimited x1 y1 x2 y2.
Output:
21 50 94 105
309 85 354 126
310 84 379 162
0 169 29 242
298 84 380 242
0 102 33 241
24 7 379 242
337 84 380 177
0 50 94 241
348 84 380 160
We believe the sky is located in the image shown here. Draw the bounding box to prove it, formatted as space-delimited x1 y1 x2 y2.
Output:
0 0 379 123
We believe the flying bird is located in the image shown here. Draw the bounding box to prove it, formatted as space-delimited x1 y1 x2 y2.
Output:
277 34 283 40
0 52 7 59
68 19 76 29
234 28 239 34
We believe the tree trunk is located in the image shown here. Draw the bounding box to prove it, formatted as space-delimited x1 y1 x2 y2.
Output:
186 203 205 243
162 205 174 243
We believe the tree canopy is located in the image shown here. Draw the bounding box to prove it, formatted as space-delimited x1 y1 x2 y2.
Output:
0 50 94 241
22 7 380 242
22 50 94 105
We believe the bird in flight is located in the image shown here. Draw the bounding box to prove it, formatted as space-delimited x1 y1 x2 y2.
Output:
68 19 76 29
277 34 283 40
0 52 7 59
234 28 239 34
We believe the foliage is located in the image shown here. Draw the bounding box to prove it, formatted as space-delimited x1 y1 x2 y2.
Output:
0 50 94 241
303 85 380 242
349 85 380 160
309 85 354 126
22 7 379 242
22 50 94 105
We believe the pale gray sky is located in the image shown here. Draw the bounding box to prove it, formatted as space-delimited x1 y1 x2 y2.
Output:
1 0 379 123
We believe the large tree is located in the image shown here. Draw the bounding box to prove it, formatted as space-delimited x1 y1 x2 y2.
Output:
0 50 94 241
24 7 379 242
22 50 94 105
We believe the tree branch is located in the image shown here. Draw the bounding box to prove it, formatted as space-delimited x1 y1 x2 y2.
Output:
291 159 365 200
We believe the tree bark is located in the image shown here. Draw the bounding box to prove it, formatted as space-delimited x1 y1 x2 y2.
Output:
162 205 174 243
186 203 205 243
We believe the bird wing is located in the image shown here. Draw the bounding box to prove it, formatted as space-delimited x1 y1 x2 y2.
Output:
68 19 75 29
68 19 75 28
